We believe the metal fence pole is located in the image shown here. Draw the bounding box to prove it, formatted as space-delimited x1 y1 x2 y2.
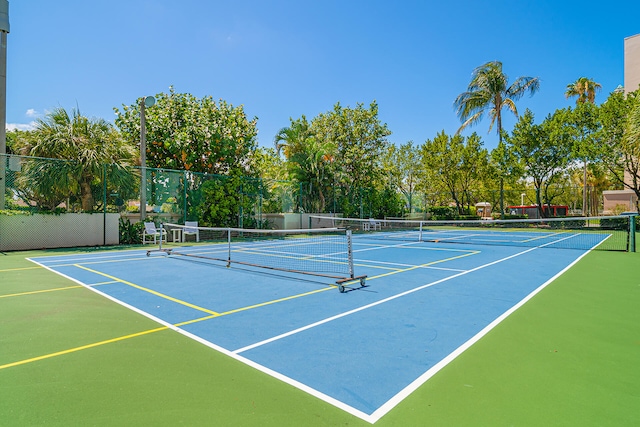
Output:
103 164 107 245
630 214 636 253
183 170 188 223
0 3 8 210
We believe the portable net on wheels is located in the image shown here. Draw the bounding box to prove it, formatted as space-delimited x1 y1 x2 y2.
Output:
150 224 367 293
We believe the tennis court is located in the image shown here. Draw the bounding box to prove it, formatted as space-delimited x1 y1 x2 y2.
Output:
24 224 611 423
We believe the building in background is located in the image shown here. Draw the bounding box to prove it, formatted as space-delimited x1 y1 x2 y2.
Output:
603 34 639 213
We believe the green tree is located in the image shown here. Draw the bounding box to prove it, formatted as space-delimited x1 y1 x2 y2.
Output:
5 129 36 155
115 87 258 175
382 141 422 214
458 133 490 213
250 147 292 214
564 78 601 214
565 102 601 215
274 116 336 212
565 77 602 105
489 140 523 212
454 61 540 144
621 94 640 210
24 107 136 211
198 174 242 227
598 91 640 206
251 147 287 181
276 102 392 216
421 131 488 214
311 101 391 190
598 90 640 210
505 109 573 216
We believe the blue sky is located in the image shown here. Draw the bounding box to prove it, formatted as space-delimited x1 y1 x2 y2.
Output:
6 0 640 150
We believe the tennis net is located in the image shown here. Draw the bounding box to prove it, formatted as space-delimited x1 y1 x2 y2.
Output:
309 215 636 252
151 224 366 292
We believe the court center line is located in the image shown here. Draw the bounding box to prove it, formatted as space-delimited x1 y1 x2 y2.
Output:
232 250 481 354
522 231 574 243
341 250 479 286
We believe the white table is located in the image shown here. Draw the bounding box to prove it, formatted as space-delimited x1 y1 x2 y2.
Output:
171 228 183 243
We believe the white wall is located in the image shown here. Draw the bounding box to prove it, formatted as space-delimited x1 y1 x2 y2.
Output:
0 213 119 251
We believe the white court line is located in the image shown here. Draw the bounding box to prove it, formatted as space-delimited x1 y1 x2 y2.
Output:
353 257 467 272
26 231 591 424
36 250 152 267
369 234 593 423
231 232 586 423
232 245 540 355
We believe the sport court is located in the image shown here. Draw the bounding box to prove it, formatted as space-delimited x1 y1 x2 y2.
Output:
28 227 606 423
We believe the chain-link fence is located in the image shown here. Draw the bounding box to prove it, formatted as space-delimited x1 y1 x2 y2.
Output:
1 154 304 248
385 185 614 219
1 153 636 250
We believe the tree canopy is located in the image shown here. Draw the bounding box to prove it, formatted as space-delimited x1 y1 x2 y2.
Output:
115 87 258 176
10 107 135 211
7 64 640 219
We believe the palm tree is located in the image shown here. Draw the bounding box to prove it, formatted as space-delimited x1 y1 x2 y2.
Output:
454 61 540 144
565 77 602 214
565 77 602 105
288 138 336 212
27 107 136 211
273 116 313 159
454 61 539 217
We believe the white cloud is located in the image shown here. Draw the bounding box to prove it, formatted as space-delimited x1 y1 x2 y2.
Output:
25 108 38 117
6 122 36 131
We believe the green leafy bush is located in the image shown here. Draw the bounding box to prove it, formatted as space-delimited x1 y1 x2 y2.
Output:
119 217 144 244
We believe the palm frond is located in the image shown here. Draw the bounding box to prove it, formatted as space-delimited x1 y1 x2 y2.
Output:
454 61 540 137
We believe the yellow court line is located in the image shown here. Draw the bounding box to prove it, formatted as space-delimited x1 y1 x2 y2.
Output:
0 249 479 371
0 286 334 370
74 264 220 316
175 314 220 327
0 266 43 273
0 285 84 299
0 326 168 370
218 286 334 316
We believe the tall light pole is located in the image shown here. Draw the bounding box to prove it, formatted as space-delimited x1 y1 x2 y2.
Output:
0 1 9 210
139 95 155 221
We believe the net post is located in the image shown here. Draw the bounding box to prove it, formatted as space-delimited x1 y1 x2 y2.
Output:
630 214 636 253
419 221 423 242
347 229 354 279
159 223 164 251
227 227 232 267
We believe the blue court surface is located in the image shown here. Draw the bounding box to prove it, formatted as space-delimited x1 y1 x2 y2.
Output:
28 232 599 423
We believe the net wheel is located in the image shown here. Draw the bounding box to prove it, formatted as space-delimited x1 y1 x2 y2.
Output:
338 285 345 293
